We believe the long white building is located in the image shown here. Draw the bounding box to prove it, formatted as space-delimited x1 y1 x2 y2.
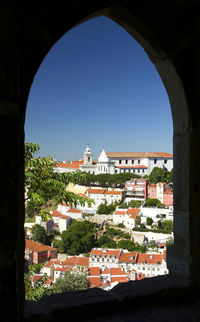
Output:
54 145 173 176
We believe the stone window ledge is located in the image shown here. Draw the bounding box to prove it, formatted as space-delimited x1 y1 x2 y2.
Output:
24 274 190 321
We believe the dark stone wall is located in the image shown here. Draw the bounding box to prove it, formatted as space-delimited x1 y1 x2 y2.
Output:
0 0 200 320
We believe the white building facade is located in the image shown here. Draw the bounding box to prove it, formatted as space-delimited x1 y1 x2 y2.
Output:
53 145 173 177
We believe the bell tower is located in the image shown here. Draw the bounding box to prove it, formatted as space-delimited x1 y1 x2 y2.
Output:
84 144 92 165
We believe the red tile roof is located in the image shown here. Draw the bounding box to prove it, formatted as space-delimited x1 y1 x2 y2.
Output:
67 208 82 213
51 210 70 220
43 261 54 268
88 267 100 276
127 208 141 216
62 256 78 266
76 257 89 266
119 251 137 263
114 210 126 215
78 193 88 198
55 267 72 272
55 160 84 169
87 277 101 288
25 239 57 252
111 277 129 283
87 189 105 194
110 268 127 276
164 190 173 194
137 253 162 265
104 191 122 195
32 275 43 283
90 249 121 259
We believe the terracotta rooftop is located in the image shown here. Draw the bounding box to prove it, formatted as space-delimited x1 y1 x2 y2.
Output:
104 191 122 195
137 253 163 265
127 208 141 216
113 210 126 215
55 160 84 169
90 249 121 259
67 208 82 213
25 239 57 252
87 276 101 288
119 251 137 263
87 189 105 194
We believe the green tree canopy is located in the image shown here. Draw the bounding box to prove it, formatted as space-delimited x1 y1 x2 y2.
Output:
60 220 97 255
160 220 173 233
97 235 117 248
55 272 90 292
129 200 142 208
146 217 153 226
148 167 168 184
25 143 91 217
135 215 141 227
24 273 56 301
97 203 116 214
145 198 162 208
31 224 48 244
167 169 173 183
117 239 135 251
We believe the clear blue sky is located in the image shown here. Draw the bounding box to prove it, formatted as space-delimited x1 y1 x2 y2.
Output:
25 16 172 161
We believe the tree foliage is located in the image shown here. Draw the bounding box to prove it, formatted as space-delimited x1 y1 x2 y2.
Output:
148 167 168 184
55 272 90 292
146 217 153 226
167 169 173 183
129 200 142 208
60 220 97 255
96 203 116 214
96 234 117 248
117 239 146 253
159 220 173 233
144 198 162 208
79 172 141 188
31 224 48 244
24 273 56 301
25 143 91 217
135 215 141 227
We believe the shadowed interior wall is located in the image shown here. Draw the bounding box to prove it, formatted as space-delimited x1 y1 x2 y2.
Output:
0 1 199 321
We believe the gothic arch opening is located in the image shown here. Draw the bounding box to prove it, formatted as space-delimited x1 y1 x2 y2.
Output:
2 2 194 321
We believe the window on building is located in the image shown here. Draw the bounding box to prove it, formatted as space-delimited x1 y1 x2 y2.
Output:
126 160 128 164
138 169 140 173
119 160 121 164
142 169 144 173
88 157 90 162
154 159 157 164
164 159 167 164
138 160 140 164
132 160 134 164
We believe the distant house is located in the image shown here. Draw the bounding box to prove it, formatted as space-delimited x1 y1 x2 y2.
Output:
89 248 122 269
36 210 71 233
113 208 141 229
25 239 57 264
67 208 84 219
124 178 148 201
148 182 173 206
134 253 168 278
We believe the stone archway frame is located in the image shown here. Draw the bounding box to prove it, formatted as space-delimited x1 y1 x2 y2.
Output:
24 3 192 319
